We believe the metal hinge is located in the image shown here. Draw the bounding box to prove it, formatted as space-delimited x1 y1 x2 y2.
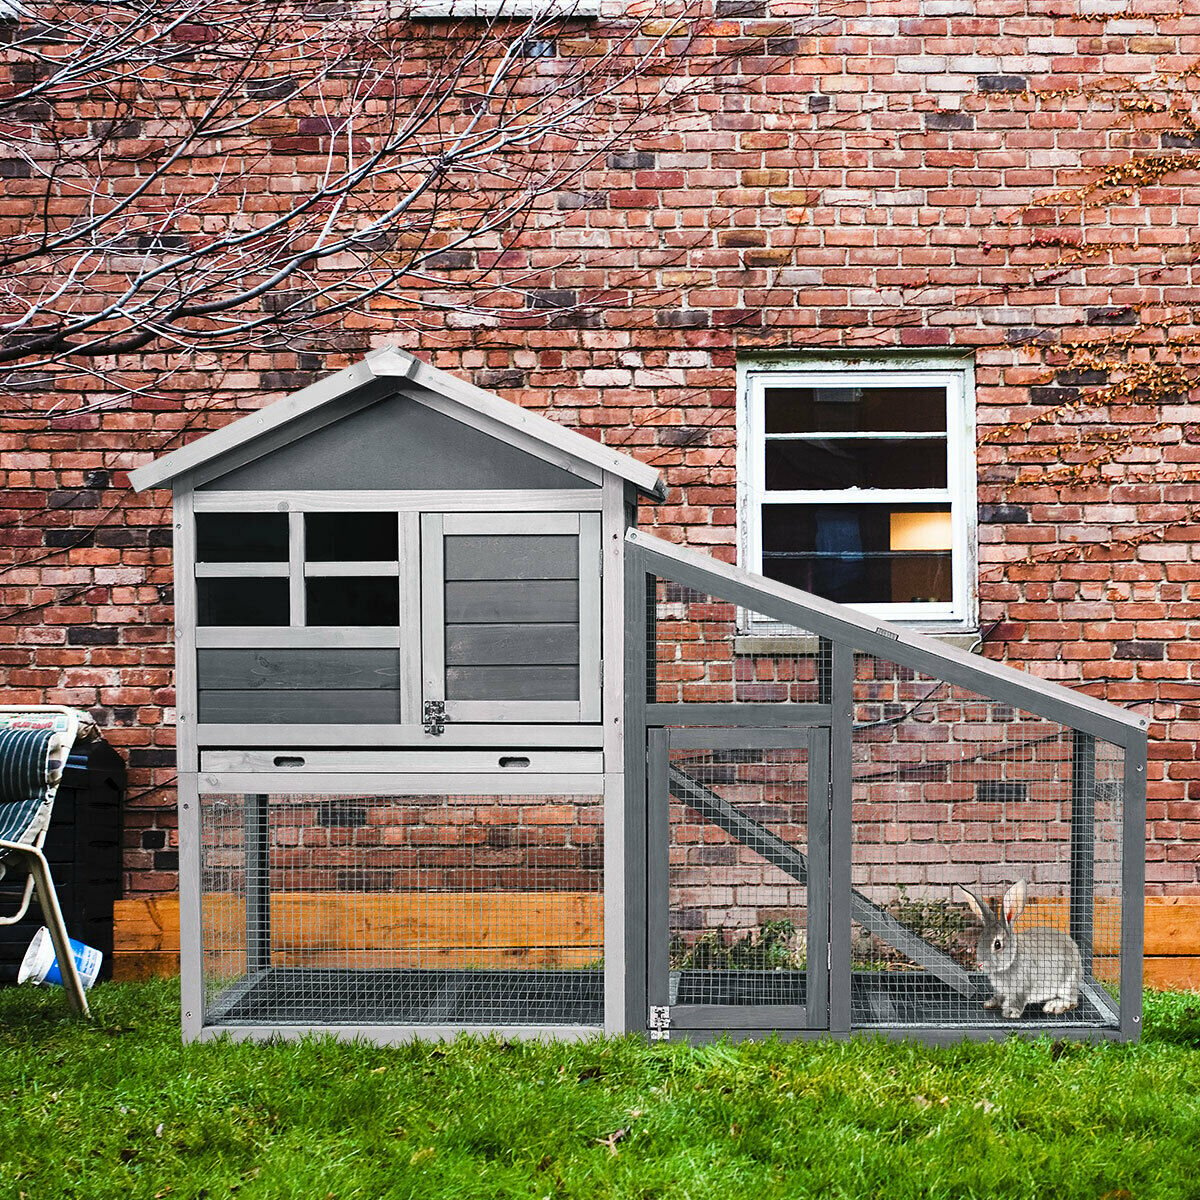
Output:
423 700 447 736
648 1005 671 1041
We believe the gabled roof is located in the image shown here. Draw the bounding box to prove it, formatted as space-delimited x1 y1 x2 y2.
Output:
128 347 666 499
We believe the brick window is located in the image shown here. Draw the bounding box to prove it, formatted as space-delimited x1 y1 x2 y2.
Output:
737 358 977 632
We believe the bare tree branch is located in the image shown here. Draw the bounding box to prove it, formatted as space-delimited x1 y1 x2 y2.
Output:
0 0 727 406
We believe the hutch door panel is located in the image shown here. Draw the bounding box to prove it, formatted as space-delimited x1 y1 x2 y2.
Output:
646 726 831 1038
421 513 602 726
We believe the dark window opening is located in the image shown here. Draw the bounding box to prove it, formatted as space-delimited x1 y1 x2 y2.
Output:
764 386 946 434
196 513 288 562
762 504 952 605
306 577 400 626
198 578 289 626
305 512 399 562
765 438 948 491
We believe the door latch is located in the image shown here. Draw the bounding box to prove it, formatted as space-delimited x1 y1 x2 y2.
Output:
648 1005 671 1041
423 700 447 736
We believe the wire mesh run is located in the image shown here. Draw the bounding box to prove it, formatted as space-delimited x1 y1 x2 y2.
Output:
850 654 1123 1028
636 537 1140 1041
666 745 811 1009
651 576 830 705
199 792 604 1027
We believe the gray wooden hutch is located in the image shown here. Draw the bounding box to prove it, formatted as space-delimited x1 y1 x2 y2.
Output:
131 347 662 1042
132 349 1146 1046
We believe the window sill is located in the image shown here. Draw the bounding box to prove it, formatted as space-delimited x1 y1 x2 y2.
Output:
733 631 981 657
408 0 599 16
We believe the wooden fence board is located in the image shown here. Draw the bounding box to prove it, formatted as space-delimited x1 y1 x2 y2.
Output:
114 896 1200 988
114 892 603 979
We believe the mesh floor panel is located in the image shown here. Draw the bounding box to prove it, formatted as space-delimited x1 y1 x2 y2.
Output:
668 969 1109 1026
849 971 1112 1027
210 967 604 1026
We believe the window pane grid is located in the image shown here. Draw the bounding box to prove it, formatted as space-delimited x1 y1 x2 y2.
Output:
743 365 973 623
197 511 402 629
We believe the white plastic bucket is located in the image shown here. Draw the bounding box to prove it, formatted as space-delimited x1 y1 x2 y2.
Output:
18 926 102 990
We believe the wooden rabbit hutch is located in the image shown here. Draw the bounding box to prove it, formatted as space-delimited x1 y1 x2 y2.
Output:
132 349 1147 1044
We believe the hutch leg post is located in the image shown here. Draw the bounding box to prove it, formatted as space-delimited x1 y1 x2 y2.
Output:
1119 737 1147 1041
827 640 855 1035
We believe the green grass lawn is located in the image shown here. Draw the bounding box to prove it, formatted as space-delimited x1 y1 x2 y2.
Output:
2 983 1199 1200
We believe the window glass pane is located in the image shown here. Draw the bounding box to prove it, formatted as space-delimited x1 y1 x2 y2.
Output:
765 386 946 434
762 504 952 604
196 513 288 562
764 437 947 490
305 513 399 562
197 578 289 626
306 577 399 626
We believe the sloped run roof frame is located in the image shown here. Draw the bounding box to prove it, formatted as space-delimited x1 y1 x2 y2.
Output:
627 528 1148 748
128 347 666 500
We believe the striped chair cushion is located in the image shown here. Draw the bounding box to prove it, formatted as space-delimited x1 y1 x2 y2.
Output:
0 726 60 846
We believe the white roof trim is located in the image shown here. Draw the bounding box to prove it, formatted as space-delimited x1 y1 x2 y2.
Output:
128 346 665 499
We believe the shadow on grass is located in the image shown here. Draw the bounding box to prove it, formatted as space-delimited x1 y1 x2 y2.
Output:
0 976 180 1046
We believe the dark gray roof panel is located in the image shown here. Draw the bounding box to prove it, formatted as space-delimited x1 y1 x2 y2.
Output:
200 393 592 491
129 348 665 498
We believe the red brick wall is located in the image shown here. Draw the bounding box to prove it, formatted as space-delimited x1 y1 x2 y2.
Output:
2 2 1198 898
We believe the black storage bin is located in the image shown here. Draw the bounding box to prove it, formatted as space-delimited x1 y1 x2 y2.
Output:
0 737 126 985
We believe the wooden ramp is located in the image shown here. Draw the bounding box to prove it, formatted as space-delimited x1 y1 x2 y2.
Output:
668 764 978 998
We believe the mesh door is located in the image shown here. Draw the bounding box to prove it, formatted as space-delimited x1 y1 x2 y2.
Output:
849 654 1123 1029
651 729 828 1029
199 790 603 1028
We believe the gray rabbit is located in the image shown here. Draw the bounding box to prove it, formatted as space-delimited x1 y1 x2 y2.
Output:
959 879 1082 1018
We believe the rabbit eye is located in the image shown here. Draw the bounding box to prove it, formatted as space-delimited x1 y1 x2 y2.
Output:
992 938 1003 951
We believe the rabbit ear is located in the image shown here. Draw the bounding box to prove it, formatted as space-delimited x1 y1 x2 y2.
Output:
1002 878 1027 925
959 886 989 923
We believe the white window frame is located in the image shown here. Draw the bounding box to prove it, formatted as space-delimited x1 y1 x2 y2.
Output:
737 356 978 634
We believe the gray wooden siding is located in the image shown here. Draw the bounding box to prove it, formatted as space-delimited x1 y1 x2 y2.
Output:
197 689 399 724
201 396 592 492
445 624 578 666
445 665 580 701
197 649 402 724
443 535 578 581
441 530 582 703
197 648 401 690
443 580 579 624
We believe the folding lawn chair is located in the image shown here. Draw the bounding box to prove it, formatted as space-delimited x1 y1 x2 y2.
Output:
0 705 92 1016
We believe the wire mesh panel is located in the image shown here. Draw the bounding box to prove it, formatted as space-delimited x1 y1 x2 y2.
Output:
199 791 604 1028
649 729 828 1031
849 654 1123 1029
628 533 1143 1043
651 577 829 706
